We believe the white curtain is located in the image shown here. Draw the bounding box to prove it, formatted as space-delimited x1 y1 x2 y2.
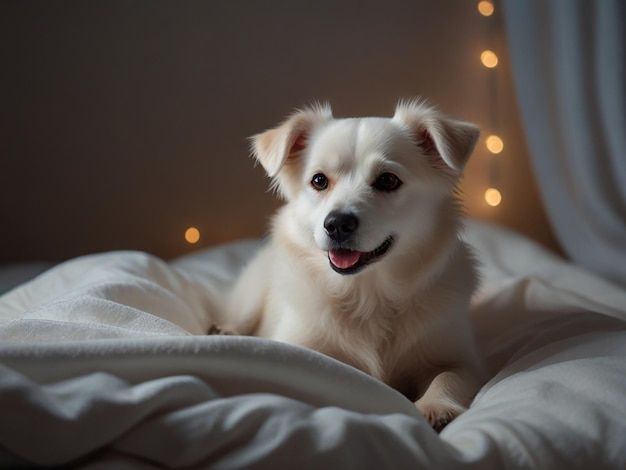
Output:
502 0 626 286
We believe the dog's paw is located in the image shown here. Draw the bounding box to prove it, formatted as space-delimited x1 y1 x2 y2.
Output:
207 324 236 335
415 400 464 433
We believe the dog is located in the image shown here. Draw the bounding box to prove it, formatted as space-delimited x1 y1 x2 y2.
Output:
222 100 485 431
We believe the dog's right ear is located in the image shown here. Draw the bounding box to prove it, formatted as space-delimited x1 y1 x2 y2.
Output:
250 104 333 185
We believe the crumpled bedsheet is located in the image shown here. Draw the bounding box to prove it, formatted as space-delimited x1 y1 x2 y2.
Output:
1 220 625 469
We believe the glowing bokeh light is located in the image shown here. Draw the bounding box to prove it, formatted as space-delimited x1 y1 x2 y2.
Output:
478 1 494 16
485 188 502 207
481 50 498 68
185 227 200 244
486 135 504 154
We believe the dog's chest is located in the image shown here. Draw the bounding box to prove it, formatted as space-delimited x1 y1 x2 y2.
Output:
260 265 430 384
301 294 422 383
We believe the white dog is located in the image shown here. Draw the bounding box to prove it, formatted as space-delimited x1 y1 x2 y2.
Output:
223 100 485 431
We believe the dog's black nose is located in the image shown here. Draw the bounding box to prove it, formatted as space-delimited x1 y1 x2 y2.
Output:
324 211 359 243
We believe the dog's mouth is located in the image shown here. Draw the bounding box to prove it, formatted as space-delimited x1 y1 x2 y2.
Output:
328 236 395 275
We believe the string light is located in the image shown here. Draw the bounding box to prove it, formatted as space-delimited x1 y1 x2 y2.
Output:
185 227 200 244
478 1 503 208
477 1 495 17
484 188 502 207
480 50 498 68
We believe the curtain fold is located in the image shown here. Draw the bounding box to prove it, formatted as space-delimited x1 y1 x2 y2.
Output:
503 0 626 286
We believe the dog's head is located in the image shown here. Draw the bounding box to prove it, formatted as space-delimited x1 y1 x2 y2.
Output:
251 100 479 275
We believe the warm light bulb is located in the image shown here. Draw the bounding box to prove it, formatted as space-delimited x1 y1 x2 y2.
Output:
486 135 504 154
185 227 200 244
485 188 502 207
478 1 494 16
480 50 498 68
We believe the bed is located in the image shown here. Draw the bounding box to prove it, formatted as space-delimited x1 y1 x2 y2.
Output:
1 219 625 469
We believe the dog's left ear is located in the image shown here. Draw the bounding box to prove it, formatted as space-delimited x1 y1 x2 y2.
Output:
393 101 479 175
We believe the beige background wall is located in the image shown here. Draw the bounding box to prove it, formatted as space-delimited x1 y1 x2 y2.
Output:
0 0 561 263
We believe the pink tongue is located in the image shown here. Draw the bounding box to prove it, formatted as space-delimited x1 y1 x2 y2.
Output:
329 249 361 269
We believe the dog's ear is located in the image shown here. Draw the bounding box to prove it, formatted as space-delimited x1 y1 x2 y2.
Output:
393 100 479 175
250 104 333 178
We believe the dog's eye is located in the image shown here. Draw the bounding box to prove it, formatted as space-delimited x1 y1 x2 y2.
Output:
311 173 329 191
373 173 402 192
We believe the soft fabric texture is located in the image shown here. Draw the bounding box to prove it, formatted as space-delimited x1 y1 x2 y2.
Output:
503 0 626 286
1 220 626 468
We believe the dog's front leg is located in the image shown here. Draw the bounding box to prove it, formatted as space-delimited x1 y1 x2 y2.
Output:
415 365 483 432
220 245 275 337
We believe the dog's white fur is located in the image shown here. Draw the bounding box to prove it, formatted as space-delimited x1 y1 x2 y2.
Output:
223 100 485 430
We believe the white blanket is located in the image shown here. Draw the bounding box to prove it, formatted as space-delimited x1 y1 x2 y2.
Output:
1 221 625 469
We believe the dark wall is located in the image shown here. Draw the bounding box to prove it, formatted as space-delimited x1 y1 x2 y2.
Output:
0 0 559 263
